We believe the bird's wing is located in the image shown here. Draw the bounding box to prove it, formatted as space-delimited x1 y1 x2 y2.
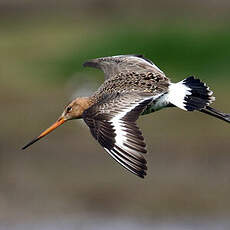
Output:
83 54 165 80
83 93 153 178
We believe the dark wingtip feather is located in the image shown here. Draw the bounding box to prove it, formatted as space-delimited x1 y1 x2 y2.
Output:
226 114 230 123
83 60 99 68
138 174 145 179
137 169 147 178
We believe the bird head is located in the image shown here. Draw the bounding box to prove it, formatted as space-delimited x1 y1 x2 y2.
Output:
22 97 91 150
61 97 91 120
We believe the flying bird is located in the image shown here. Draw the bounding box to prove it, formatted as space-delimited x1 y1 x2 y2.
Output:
22 55 230 178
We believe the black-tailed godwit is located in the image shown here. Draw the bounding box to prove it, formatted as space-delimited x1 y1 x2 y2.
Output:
22 55 230 178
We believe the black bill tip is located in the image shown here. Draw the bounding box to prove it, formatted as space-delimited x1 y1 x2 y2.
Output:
22 137 40 150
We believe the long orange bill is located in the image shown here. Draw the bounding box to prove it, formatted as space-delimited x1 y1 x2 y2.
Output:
22 117 65 150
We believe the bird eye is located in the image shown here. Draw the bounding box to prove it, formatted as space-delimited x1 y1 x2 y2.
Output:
66 106 72 113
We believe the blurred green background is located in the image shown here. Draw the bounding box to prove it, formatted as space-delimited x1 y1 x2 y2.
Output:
1 0 230 229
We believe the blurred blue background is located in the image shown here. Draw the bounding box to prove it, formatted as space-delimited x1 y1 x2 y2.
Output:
1 0 230 229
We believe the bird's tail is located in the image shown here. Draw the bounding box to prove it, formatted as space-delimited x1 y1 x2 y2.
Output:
200 106 230 123
167 76 215 111
167 76 230 123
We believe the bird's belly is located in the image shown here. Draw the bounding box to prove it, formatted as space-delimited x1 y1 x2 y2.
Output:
141 93 169 115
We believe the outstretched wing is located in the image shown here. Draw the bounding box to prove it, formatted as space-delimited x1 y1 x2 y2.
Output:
83 93 153 178
83 54 165 80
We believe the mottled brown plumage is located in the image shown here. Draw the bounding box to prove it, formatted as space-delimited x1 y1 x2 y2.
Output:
81 55 173 177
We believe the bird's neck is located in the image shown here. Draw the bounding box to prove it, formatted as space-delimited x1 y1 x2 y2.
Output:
78 96 95 111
